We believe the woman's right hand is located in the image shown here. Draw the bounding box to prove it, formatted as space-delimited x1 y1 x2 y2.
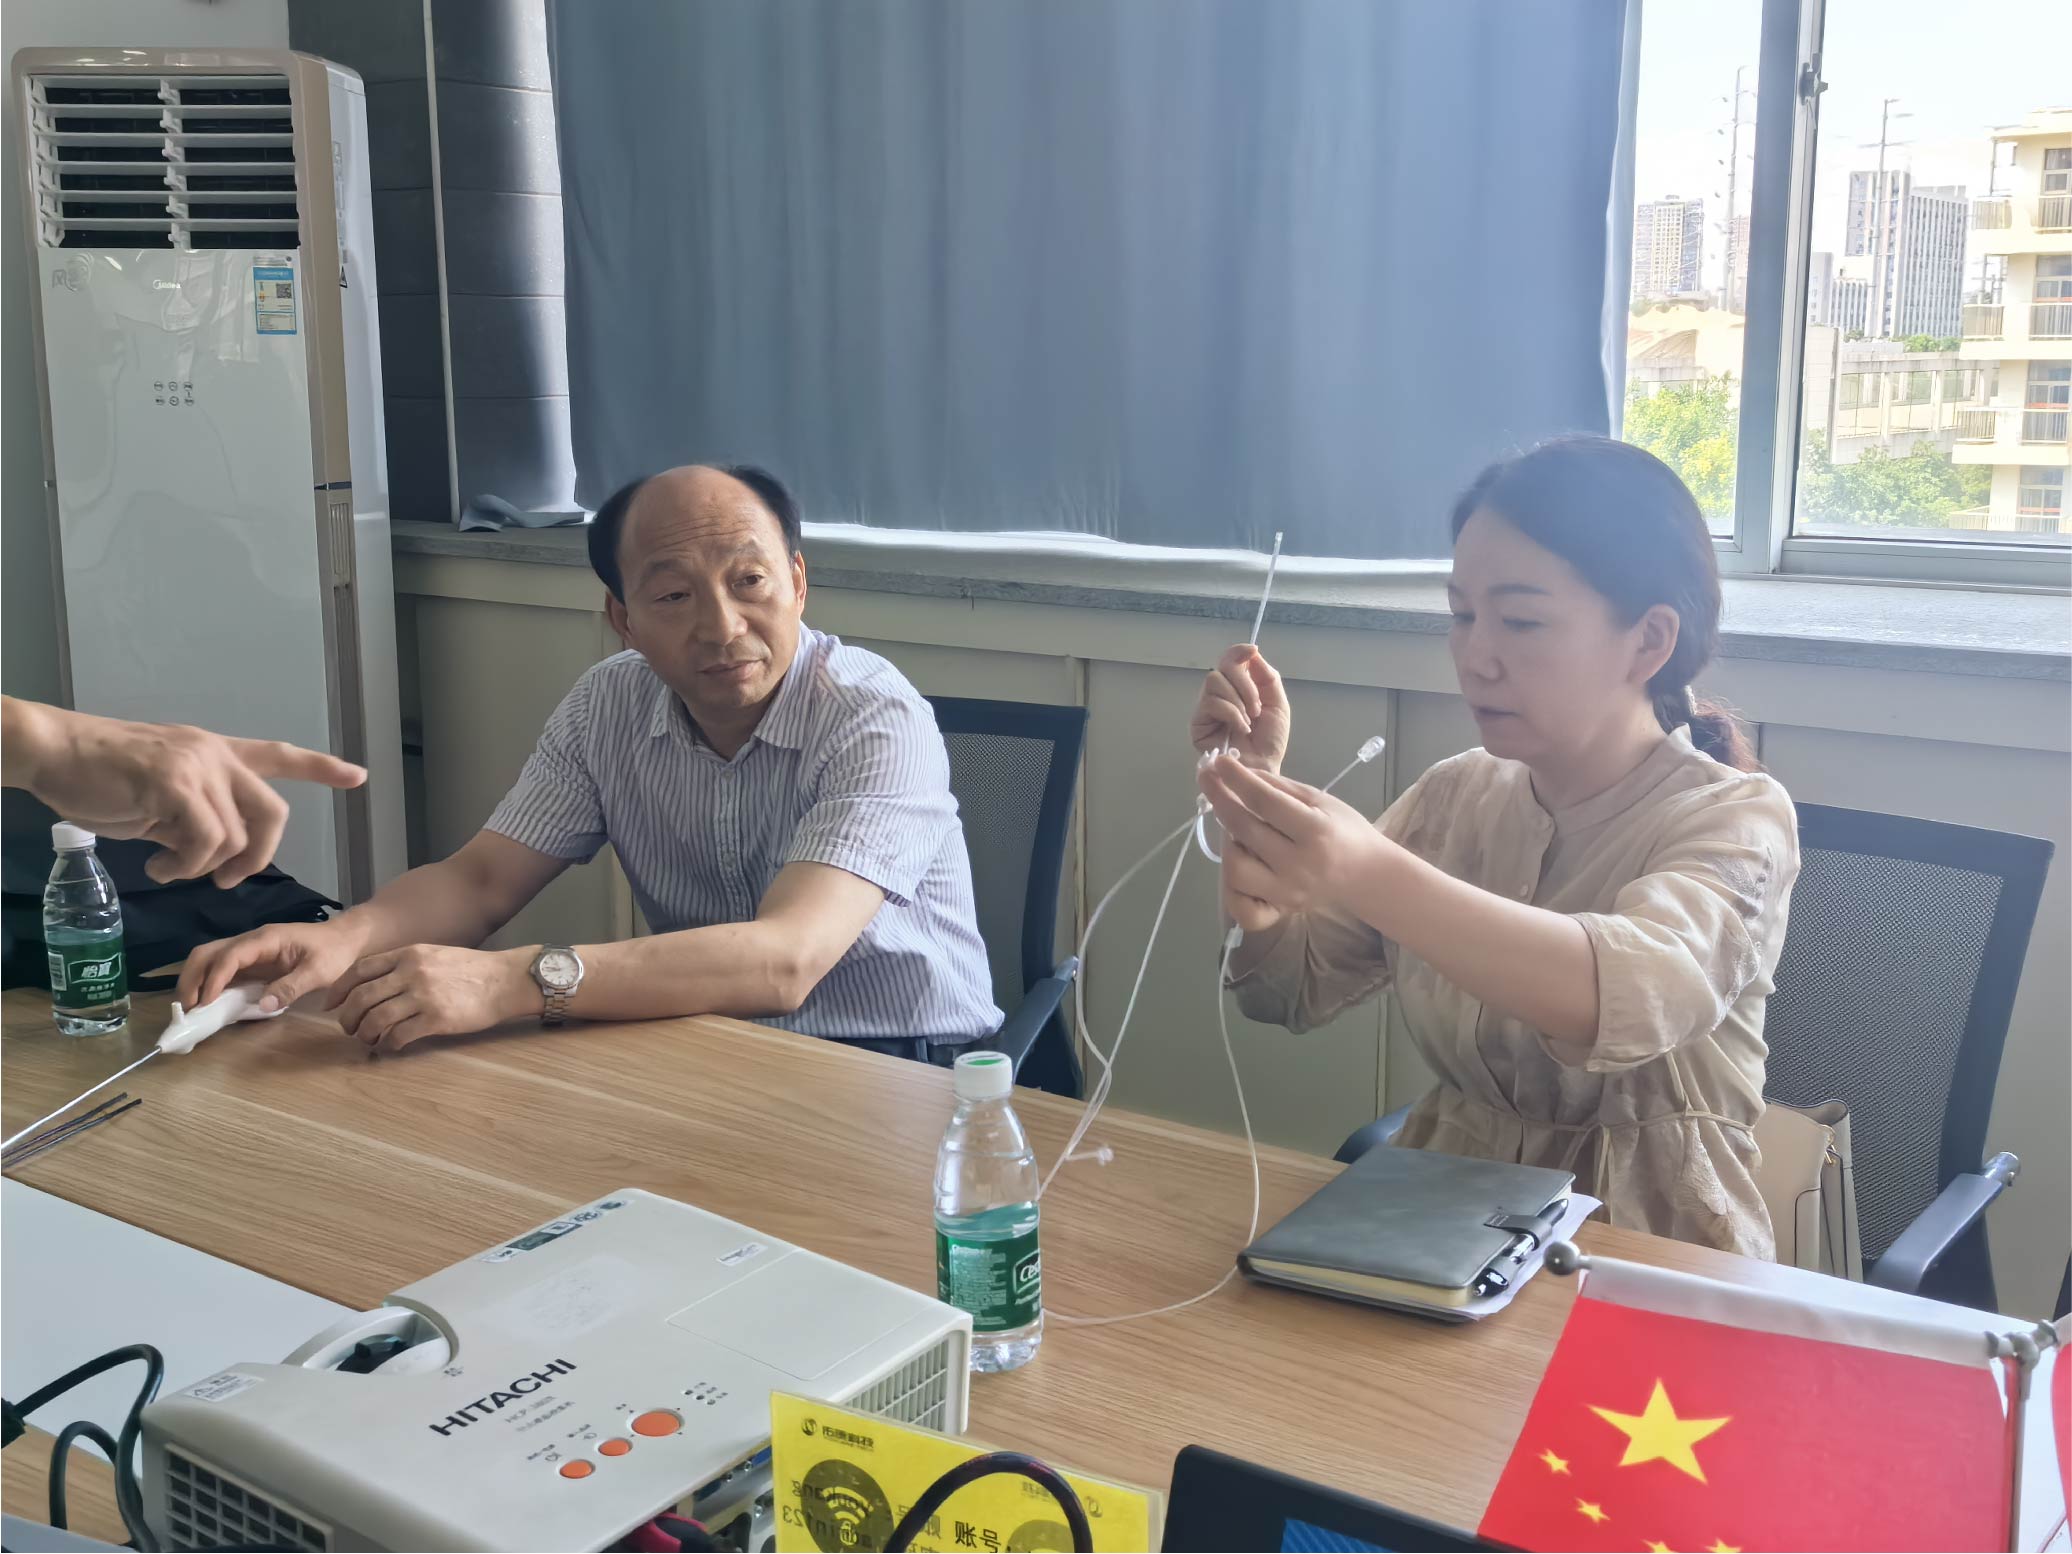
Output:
176 919 366 1013
1191 645 1291 773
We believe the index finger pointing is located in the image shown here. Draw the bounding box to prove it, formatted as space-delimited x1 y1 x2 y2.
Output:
229 738 368 790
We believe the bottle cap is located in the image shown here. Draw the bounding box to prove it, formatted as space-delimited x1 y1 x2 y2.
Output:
51 822 95 851
952 1050 1013 1101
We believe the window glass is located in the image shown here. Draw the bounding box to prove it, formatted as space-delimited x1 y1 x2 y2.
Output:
1792 0 2068 544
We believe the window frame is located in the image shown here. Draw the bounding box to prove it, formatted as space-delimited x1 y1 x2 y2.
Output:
1715 0 2071 588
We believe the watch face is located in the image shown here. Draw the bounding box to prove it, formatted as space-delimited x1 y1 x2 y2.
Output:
537 948 581 991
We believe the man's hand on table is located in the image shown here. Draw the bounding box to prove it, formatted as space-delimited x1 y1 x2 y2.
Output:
180 922 540 1052
327 943 538 1052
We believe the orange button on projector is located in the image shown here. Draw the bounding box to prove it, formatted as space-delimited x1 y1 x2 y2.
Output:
631 1410 681 1437
598 1439 633 1457
559 1460 594 1480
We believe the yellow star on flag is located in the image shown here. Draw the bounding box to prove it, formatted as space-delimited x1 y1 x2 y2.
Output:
1708 1542 1740 1554
1539 1448 1570 1475
1590 1379 1730 1482
1645 1543 1673 1553
1576 1500 1610 1525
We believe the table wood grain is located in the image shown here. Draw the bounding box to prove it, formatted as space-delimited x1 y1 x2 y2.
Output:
0 990 1967 1539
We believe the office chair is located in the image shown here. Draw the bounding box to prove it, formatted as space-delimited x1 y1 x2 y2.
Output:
1335 802 2052 1312
1760 804 2051 1311
928 697 1087 1098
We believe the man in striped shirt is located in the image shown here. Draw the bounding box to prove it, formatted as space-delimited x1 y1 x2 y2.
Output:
180 465 1003 1062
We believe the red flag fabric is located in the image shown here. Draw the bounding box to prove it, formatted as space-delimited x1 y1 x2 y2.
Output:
1480 1270 2010 1553
2054 1340 2070 1523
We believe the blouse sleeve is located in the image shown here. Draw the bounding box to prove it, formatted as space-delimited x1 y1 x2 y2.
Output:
1568 775 1799 1072
1224 767 1437 1034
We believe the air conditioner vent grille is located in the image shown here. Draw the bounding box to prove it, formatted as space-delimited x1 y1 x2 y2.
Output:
27 73 301 250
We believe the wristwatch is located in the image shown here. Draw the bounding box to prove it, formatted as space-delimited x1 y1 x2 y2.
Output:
528 945 584 1026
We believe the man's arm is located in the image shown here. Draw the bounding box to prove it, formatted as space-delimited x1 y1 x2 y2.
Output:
335 860 885 1048
178 831 571 1009
564 861 885 1021
338 831 574 962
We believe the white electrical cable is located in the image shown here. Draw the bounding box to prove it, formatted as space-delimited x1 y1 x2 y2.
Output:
1041 814 1193 1200
1194 532 1285 866
1031 503 1356 1327
1245 531 1285 646
1039 735 1387 1329
1050 933 1259 1327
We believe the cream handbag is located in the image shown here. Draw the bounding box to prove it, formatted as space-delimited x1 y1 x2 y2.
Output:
1753 1099 1863 1280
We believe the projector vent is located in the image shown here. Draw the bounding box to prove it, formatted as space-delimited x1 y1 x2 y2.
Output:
163 1449 330 1552
841 1338 955 1432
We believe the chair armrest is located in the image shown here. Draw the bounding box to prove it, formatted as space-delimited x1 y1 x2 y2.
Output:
1868 1151 2019 1296
1335 1103 1413 1165
995 956 1080 1074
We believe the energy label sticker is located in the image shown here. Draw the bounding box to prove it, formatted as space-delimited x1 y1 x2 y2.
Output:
254 264 297 335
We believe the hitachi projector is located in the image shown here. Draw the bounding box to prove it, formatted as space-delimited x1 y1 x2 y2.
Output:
139 1190 972 1552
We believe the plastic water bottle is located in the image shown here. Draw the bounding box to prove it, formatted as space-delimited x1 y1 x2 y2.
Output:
44 823 129 1036
934 1051 1042 1372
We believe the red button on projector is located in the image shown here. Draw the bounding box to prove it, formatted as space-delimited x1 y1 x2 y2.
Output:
599 1439 632 1457
559 1460 594 1480
631 1410 681 1437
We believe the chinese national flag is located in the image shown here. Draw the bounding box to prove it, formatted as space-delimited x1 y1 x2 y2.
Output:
1478 1262 2011 1553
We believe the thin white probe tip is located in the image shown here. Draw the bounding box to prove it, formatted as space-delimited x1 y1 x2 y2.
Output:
1246 531 1285 646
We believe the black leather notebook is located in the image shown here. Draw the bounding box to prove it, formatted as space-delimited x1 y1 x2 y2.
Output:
1239 1145 1572 1312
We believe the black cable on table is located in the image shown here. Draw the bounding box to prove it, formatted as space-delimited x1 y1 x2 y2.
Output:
11 1342 164 1551
882 1451 1093 1554
48 1419 120 1532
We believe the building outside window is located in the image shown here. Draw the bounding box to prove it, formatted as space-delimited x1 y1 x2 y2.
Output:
1956 140 2072 535
2016 465 2063 526
1620 0 2068 573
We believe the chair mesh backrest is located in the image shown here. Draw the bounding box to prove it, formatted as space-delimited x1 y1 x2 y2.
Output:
1762 845 2002 1263
939 729 1050 1008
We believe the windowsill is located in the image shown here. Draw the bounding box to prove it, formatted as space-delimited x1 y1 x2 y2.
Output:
391 519 2072 683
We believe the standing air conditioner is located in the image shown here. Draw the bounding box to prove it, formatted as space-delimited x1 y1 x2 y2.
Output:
13 48 405 903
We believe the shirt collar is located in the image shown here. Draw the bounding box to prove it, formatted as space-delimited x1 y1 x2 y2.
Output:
645 628 820 751
753 628 818 751
1544 727 1696 834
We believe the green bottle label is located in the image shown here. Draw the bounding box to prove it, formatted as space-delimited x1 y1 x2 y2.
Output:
936 1227 1042 1333
49 943 126 1010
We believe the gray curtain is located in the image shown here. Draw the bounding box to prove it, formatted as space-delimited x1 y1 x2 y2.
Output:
548 0 1628 557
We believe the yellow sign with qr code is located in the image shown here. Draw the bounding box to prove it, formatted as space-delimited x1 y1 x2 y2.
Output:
769 1392 1161 1553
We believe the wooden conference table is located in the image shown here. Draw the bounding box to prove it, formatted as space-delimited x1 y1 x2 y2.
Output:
0 989 1946 1543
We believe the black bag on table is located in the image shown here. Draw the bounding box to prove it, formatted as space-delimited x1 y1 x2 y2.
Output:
1 789 338 993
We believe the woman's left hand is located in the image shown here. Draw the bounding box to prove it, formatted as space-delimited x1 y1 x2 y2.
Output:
1197 753 1393 917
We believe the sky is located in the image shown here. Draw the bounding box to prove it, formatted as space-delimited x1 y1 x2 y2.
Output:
1633 0 2070 293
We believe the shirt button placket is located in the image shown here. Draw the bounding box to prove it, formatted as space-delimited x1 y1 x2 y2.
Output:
718 768 743 909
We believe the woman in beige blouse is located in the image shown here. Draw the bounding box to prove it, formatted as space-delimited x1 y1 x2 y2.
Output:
1193 436 1798 1258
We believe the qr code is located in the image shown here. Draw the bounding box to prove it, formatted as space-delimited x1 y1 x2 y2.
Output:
273 280 294 300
